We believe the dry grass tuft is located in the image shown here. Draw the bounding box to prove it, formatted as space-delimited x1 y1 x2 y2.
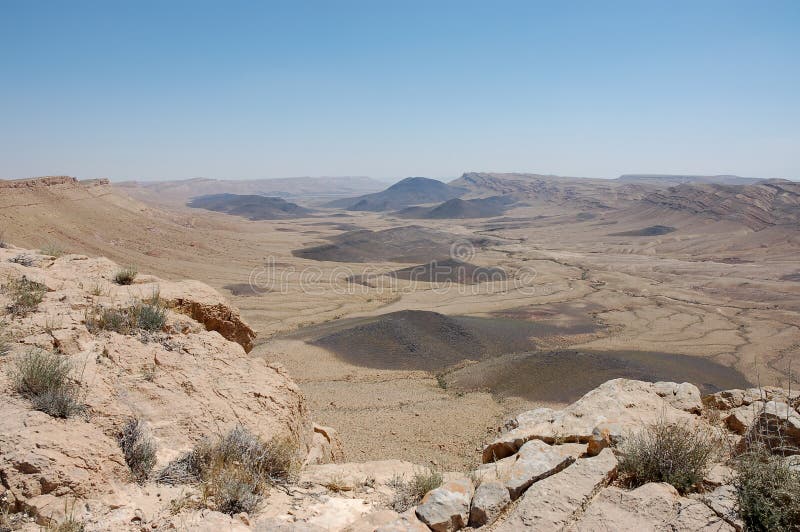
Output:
4 276 47 316
388 468 443 512
113 266 137 285
85 298 167 335
617 417 721 494
119 418 158 484
40 243 66 258
11 349 84 418
157 426 300 515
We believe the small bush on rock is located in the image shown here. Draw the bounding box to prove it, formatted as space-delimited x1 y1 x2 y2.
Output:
85 298 167 335
40 243 66 258
388 468 443 512
734 442 800 531
132 299 167 332
119 418 157 483
4 276 46 316
12 349 83 418
618 417 719 494
114 266 137 285
157 426 300 515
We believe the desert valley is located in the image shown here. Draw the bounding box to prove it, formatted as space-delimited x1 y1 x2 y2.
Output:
1 172 799 530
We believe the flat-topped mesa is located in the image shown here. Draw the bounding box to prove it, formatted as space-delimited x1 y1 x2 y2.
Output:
0 175 110 189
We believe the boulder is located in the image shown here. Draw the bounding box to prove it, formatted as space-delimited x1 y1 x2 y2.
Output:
484 379 700 463
415 478 474 532
307 423 345 465
494 449 618 531
568 483 735 531
586 423 624 457
157 280 257 352
503 440 575 500
748 401 800 454
468 481 511 527
704 484 744 531
376 509 432 532
724 403 760 434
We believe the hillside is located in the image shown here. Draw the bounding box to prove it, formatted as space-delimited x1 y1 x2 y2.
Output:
618 173 764 186
187 193 314 220
326 177 467 211
643 180 800 230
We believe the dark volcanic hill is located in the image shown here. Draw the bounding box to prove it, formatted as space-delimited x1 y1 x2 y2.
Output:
292 226 494 263
643 180 800 230
187 193 313 220
311 310 547 371
349 258 507 286
326 177 467 211
397 195 515 219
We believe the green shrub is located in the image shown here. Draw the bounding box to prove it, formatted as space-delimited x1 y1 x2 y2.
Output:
617 417 719 494
734 442 800 531
157 426 300 515
85 306 133 334
12 350 83 418
114 266 138 285
119 418 157 484
132 300 167 332
4 276 47 316
388 468 443 512
40 243 66 258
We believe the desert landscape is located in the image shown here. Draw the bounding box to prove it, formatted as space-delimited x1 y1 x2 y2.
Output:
2 1 799 530
1 172 799 530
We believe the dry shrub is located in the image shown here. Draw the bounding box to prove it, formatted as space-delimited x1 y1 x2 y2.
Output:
734 442 800 531
119 418 157 483
85 299 167 335
157 427 300 515
40 243 66 258
618 417 720 494
388 468 443 512
114 266 137 285
4 276 46 316
12 349 83 418
0 321 11 357
8 254 33 267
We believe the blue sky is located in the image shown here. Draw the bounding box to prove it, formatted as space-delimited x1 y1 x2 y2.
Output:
1 1 798 181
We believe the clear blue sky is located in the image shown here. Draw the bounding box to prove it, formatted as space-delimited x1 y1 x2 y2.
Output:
1 0 798 181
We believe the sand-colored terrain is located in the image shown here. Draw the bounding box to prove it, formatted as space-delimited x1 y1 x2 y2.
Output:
1 175 798 469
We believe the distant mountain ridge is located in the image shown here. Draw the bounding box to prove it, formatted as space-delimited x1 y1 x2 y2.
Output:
618 174 764 185
397 195 516 219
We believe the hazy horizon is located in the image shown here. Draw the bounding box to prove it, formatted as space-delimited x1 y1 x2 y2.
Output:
2 1 798 181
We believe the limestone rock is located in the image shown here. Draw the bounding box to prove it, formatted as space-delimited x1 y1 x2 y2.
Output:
703 484 744 531
569 483 735 531
415 478 474 532
652 381 703 413
504 440 574 500
307 423 345 465
157 280 256 352
724 403 760 434
494 449 618 531
586 423 624 457
749 401 800 454
344 510 402 532
484 379 700 463
468 481 510 527
301 460 418 488
376 509 431 532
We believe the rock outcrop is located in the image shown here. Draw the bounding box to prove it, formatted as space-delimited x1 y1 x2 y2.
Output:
0 246 330 528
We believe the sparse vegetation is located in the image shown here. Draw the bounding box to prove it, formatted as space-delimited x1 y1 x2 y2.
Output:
3 276 46 316
323 473 351 493
85 297 167 335
40 243 66 258
157 426 300 515
114 266 138 285
119 418 157 484
9 254 34 267
11 349 83 418
436 373 448 390
617 417 720 494
0 321 10 357
388 468 443 512
0 230 8 248
734 442 800 531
